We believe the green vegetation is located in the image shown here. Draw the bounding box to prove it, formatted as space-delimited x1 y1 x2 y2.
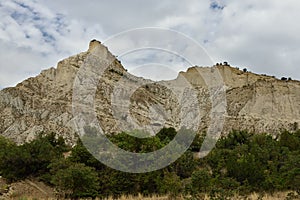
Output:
0 129 299 199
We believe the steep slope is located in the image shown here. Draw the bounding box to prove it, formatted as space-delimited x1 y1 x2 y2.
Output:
0 40 299 144
183 65 300 134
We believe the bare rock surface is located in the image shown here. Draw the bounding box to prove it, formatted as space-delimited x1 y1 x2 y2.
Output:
1 40 300 144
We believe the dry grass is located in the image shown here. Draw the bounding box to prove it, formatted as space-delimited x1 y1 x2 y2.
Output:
10 191 299 200
99 191 298 200
246 191 298 200
103 194 169 200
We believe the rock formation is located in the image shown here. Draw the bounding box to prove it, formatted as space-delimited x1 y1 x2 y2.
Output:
1 40 300 145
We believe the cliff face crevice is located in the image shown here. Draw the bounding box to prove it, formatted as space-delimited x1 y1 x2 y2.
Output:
1 40 300 144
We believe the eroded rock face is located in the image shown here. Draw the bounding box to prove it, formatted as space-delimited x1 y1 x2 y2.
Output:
0 40 300 144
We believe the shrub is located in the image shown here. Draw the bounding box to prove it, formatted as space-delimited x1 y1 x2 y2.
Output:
51 162 99 199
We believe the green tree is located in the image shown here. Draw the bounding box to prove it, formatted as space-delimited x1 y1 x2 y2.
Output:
191 169 212 194
0 142 31 181
168 150 197 178
0 133 68 182
158 171 183 197
69 139 104 170
281 151 300 190
51 162 99 199
280 130 300 151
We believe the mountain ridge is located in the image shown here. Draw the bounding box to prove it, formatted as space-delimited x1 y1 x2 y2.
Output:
1 40 300 144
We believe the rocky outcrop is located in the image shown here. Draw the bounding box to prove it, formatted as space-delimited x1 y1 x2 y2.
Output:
0 40 300 144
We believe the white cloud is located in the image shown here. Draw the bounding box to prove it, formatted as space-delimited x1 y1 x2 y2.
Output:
1 0 300 88
0 0 105 88
0 40 54 88
205 0 300 78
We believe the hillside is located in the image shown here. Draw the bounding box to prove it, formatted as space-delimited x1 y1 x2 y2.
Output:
1 40 300 144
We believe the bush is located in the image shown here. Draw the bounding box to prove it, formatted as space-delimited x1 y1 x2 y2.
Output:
51 162 99 199
190 169 212 194
158 172 183 197
0 133 69 182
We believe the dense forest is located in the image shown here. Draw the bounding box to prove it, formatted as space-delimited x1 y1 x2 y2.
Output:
0 128 299 199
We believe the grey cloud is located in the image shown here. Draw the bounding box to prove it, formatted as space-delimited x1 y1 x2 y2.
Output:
0 41 58 88
204 0 300 79
0 0 105 87
1 0 300 88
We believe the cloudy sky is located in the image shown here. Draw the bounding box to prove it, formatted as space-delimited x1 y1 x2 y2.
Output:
0 0 300 88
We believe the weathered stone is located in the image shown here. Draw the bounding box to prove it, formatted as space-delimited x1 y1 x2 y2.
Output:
0 40 299 145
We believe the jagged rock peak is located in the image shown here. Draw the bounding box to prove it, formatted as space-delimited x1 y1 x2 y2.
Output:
88 39 102 52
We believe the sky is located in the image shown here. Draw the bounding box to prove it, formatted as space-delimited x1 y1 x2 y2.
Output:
0 0 300 88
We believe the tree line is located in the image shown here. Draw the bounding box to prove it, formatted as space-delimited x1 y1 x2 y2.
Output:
0 128 299 199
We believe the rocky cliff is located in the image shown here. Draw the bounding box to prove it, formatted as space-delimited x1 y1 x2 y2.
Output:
1 40 300 144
